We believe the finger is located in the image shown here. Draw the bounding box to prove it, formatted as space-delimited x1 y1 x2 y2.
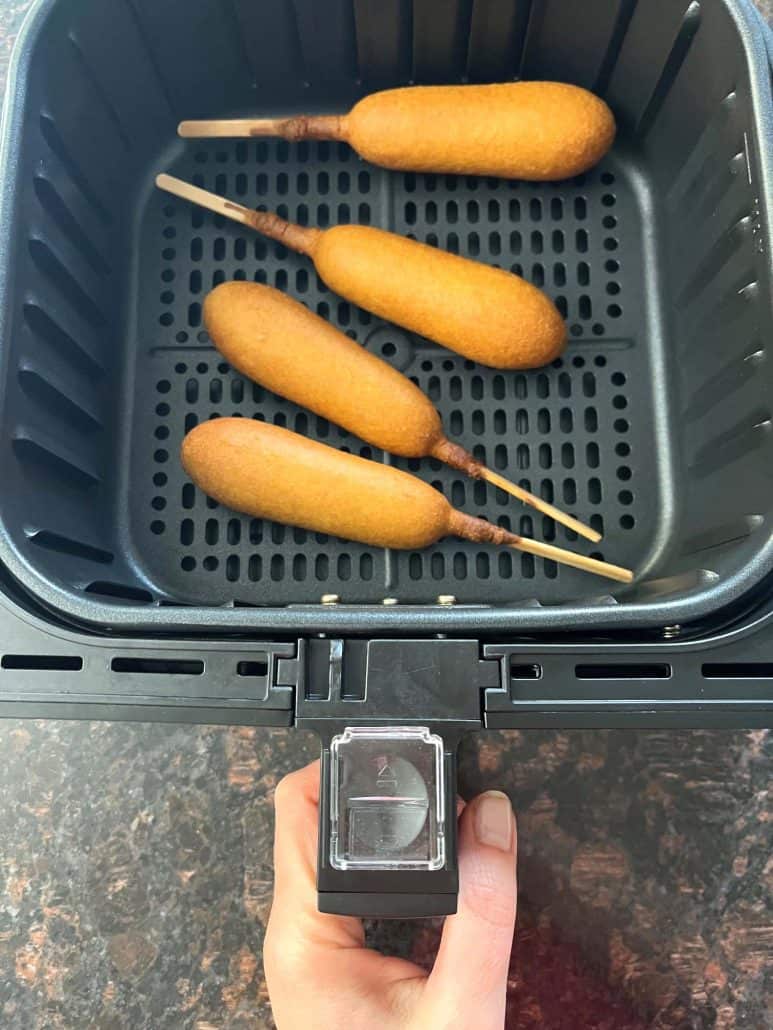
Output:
266 760 364 957
270 760 320 895
422 790 517 1028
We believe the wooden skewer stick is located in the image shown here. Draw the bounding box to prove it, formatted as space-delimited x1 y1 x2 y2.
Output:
179 117 344 141
452 514 630 581
431 440 599 542
157 173 603 544
509 538 631 583
156 174 320 254
477 467 601 542
448 512 631 582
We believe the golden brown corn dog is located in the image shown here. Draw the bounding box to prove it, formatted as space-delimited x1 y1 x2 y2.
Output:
156 174 566 369
179 82 616 181
181 419 633 583
205 282 442 460
205 282 599 541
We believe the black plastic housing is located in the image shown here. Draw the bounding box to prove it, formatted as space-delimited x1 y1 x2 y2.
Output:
0 0 770 637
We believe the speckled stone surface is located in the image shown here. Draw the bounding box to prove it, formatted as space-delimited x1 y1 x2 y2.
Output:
0 2 772 1028
1 724 771 1029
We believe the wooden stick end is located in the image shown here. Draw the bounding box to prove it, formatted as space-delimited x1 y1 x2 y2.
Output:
479 466 602 543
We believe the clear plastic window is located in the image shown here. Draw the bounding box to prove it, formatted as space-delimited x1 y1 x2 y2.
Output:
330 727 445 872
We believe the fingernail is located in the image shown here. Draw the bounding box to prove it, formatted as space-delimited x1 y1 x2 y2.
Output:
473 790 514 852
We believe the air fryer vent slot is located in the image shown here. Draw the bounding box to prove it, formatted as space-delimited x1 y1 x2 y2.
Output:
702 663 773 679
1 654 83 671
237 658 269 677
510 662 543 680
575 663 672 679
111 657 204 675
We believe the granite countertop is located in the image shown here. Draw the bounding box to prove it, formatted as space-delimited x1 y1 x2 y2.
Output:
1 726 771 1030
0 2 771 1028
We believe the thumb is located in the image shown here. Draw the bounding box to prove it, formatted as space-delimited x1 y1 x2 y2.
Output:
421 791 517 1028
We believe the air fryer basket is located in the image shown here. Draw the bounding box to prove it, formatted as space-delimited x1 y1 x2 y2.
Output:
0 0 771 634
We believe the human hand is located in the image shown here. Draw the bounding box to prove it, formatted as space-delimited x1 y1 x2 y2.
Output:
264 760 517 1029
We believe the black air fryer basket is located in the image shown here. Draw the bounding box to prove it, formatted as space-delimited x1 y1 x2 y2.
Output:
0 0 771 915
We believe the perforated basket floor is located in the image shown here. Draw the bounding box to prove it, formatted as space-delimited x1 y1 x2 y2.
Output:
130 140 663 606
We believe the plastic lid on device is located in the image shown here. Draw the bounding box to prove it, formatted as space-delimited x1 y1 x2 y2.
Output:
330 726 445 872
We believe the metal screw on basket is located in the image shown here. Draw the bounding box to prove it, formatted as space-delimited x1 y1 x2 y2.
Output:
663 624 682 639
321 594 340 605
382 598 399 606
437 595 457 606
